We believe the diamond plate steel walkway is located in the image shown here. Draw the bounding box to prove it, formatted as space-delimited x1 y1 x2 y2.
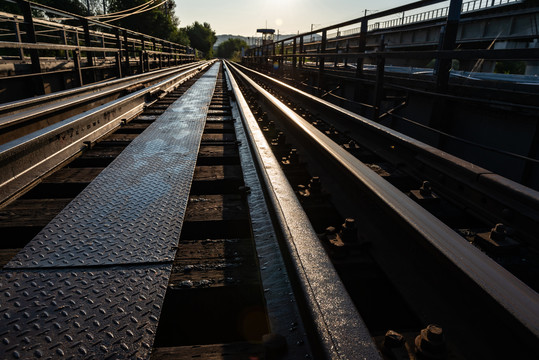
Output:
0 63 219 359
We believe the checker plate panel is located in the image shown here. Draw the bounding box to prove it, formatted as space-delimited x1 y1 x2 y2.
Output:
0 265 171 360
7 63 220 268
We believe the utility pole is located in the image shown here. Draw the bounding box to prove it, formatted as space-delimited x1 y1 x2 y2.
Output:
103 0 106 14
86 0 91 16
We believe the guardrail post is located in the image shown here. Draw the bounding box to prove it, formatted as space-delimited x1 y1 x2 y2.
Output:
74 48 83 87
13 21 24 60
344 40 350 68
123 30 130 76
152 40 156 69
299 36 304 68
373 35 385 120
101 34 105 59
272 43 276 71
435 0 462 91
74 30 83 86
292 38 297 72
279 41 284 70
159 41 163 69
60 29 70 60
115 29 123 78
139 35 145 73
356 17 368 77
82 18 96 83
17 0 45 96
334 43 340 68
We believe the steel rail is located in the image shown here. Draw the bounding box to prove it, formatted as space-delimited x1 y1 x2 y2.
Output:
227 61 539 345
0 60 215 205
224 60 381 360
232 62 539 247
0 62 205 143
0 62 204 116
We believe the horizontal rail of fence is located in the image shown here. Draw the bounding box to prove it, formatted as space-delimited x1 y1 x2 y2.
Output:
325 0 521 38
0 0 196 100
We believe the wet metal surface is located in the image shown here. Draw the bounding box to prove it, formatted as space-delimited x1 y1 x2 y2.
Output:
0 265 171 360
6 63 219 268
224 66 312 359
226 61 381 359
229 62 539 342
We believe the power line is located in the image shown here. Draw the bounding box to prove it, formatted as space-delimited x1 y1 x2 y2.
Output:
102 0 167 23
90 0 159 20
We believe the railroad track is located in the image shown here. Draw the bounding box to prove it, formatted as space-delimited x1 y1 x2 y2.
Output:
0 61 206 145
0 60 538 359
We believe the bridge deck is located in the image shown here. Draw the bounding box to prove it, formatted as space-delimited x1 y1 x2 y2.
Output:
0 63 219 359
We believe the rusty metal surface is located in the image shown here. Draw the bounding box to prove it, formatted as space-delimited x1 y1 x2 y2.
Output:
224 65 312 359
0 61 214 205
0 264 171 360
228 61 539 341
6 62 220 268
226 61 381 360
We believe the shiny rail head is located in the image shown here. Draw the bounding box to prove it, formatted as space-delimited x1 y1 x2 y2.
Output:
226 61 539 341
224 60 382 359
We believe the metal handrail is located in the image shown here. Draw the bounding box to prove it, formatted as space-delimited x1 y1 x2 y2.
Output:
326 0 521 38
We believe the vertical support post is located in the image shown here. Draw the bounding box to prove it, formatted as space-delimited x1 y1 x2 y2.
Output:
356 17 368 78
319 30 327 73
115 29 123 78
82 18 96 83
279 41 284 71
152 40 157 69
18 0 45 95
74 30 83 86
13 22 24 60
292 38 297 71
299 36 304 68
334 43 339 68
159 41 163 69
123 30 130 76
74 49 83 87
344 40 350 68
60 29 70 60
101 34 105 59
435 0 462 91
373 35 385 120
139 35 145 73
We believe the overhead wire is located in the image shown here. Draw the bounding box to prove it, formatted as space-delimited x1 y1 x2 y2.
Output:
89 0 156 19
102 0 167 23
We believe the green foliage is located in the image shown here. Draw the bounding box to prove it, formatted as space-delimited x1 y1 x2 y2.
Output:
170 28 190 47
494 61 526 75
216 38 248 60
108 0 181 42
184 21 216 59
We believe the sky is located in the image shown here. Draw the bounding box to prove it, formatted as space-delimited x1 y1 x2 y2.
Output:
174 0 430 37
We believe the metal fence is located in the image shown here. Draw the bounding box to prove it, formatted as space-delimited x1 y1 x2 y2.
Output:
326 0 521 38
0 0 196 99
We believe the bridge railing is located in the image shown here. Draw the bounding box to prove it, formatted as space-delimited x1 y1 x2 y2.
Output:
0 0 196 101
327 0 521 38
243 0 535 89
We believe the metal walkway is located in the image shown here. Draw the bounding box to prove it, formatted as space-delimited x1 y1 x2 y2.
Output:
0 63 219 359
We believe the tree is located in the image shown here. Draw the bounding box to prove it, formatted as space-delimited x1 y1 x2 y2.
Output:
184 21 216 59
170 28 190 47
107 0 181 42
216 38 248 61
